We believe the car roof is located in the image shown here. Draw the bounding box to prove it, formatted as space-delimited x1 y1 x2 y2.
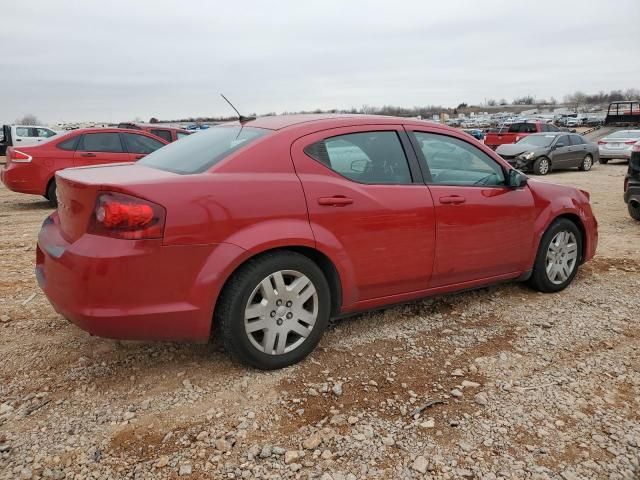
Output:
527 132 565 136
236 114 420 131
119 122 187 130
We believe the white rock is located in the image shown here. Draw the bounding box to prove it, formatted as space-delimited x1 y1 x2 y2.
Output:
179 463 192 476
412 455 428 474
303 433 322 450
474 392 488 405
451 369 465 377
155 455 169 468
284 450 300 464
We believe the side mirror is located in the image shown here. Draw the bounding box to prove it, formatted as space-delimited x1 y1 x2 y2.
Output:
507 169 528 188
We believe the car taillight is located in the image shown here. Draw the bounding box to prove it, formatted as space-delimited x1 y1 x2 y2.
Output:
597 140 606 145
624 140 636 145
88 192 165 239
10 149 32 163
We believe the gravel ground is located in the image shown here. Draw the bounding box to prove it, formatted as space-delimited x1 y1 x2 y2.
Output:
0 152 639 480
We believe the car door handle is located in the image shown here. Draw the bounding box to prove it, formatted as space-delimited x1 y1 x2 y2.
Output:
439 195 466 205
81 153 96 157
318 196 354 206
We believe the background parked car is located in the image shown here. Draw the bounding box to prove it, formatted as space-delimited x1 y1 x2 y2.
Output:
1 124 59 155
496 132 598 175
1 128 168 205
484 121 561 150
462 128 485 141
116 122 191 143
624 141 640 220
598 130 640 163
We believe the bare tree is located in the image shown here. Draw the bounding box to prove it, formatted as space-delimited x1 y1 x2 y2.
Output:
487 99 497 106
15 114 40 125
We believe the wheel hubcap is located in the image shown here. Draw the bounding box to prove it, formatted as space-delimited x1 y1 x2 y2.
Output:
539 160 549 174
545 231 578 284
584 156 592 169
244 270 318 355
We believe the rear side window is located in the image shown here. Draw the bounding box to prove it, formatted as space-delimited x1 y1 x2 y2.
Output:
508 123 538 133
569 135 585 145
139 125 269 174
176 131 190 139
15 127 31 137
122 133 165 154
150 129 172 142
304 131 412 185
79 133 124 153
56 136 79 151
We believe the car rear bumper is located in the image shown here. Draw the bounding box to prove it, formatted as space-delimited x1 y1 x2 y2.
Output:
1 161 48 195
36 213 242 342
599 147 632 159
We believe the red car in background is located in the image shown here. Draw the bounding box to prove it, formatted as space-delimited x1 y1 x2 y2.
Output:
1 128 168 205
36 115 598 369
116 122 191 143
484 121 562 150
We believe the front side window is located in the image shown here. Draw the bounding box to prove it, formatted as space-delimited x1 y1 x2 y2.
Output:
176 131 190 139
123 133 165 154
140 125 269 174
150 129 172 142
412 132 505 186
555 135 570 147
304 131 412 185
79 133 124 153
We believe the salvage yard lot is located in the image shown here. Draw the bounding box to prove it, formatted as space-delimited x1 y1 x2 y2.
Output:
1 157 639 479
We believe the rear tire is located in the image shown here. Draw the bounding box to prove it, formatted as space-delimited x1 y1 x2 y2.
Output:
578 154 593 171
599 158 609 164
528 218 582 293
215 251 331 370
533 156 551 175
629 202 640 221
46 180 58 207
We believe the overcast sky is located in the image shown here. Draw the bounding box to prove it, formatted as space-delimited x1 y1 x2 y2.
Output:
1 0 639 124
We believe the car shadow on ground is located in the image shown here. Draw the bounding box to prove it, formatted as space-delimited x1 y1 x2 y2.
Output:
2 200 53 211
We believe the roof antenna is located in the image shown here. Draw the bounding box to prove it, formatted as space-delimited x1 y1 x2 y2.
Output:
220 94 255 123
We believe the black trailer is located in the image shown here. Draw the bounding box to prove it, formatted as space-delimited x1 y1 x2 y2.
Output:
605 101 640 126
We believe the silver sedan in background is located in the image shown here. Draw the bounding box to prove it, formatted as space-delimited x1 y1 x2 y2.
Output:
598 130 640 164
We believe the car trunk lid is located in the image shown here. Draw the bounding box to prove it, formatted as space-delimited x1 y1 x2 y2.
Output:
55 163 176 243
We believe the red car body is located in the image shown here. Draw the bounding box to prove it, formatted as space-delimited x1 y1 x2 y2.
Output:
116 123 191 143
35 115 598 343
484 121 559 150
1 128 168 200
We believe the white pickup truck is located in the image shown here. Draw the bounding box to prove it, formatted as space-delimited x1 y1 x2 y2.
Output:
1 125 59 155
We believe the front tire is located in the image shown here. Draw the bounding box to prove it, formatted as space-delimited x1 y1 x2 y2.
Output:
629 201 640 221
215 251 331 370
578 154 593 171
533 157 551 175
528 218 582 293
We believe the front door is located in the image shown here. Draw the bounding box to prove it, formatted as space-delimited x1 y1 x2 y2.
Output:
408 129 535 287
73 132 130 167
291 126 436 304
551 134 573 168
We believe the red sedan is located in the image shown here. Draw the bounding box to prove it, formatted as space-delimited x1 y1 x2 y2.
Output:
1 128 168 205
36 115 598 369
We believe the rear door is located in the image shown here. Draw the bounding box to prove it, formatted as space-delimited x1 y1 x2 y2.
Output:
291 125 436 304
568 134 588 166
73 132 130 167
121 132 166 160
13 126 38 146
407 129 535 287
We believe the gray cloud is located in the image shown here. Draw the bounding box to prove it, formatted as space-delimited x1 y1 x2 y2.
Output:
1 0 639 124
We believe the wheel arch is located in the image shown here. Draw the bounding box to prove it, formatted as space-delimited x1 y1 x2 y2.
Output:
212 245 344 334
548 213 588 263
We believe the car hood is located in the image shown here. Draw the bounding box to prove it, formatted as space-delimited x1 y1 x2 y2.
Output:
496 144 548 156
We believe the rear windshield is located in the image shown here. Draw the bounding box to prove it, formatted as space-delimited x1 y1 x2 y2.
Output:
517 135 555 147
139 125 269 174
608 130 640 139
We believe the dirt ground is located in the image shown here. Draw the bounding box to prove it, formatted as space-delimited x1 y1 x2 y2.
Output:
0 147 639 479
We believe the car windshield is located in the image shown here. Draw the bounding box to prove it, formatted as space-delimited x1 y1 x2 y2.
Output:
608 130 640 139
139 125 270 174
516 135 555 147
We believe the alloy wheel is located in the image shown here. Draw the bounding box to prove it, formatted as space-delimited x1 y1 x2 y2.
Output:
545 231 578 285
244 270 318 355
538 158 550 175
583 155 592 171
